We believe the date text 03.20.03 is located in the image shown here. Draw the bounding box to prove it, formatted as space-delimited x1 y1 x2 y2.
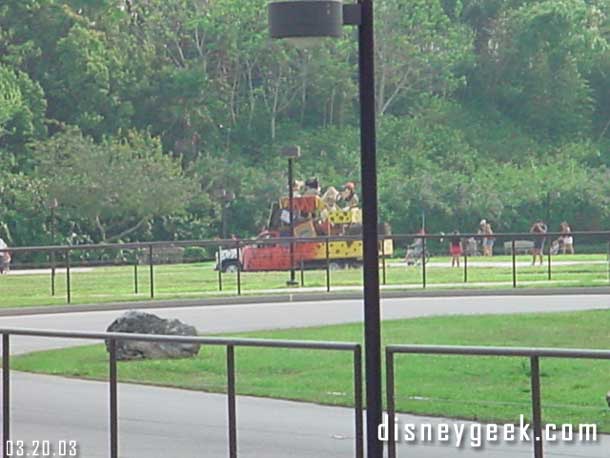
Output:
4 440 79 457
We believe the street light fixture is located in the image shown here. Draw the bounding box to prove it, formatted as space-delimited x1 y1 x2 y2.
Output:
269 1 382 457
281 145 301 286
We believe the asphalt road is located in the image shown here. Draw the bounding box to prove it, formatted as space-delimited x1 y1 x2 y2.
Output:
1 294 609 457
3 294 610 355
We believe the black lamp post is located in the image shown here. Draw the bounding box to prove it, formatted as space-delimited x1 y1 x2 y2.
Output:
48 198 59 296
269 2 382 456
49 198 58 243
282 145 301 286
217 189 236 239
546 191 560 228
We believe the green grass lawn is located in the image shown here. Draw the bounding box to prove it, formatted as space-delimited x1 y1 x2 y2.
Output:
13 309 610 431
1 254 609 308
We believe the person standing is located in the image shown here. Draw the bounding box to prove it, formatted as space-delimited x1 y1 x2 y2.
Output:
560 221 574 254
303 177 321 196
449 232 463 267
530 220 547 265
484 222 495 256
477 220 486 255
405 228 426 265
292 179 304 197
478 220 495 256
339 182 359 209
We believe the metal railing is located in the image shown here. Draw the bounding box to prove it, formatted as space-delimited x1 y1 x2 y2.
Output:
1 328 608 458
385 344 610 458
1 230 610 306
0 328 363 458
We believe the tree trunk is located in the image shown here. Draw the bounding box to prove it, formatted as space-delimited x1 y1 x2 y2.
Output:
270 114 276 141
299 57 308 125
95 215 107 242
329 87 336 126
246 63 256 130
104 218 149 243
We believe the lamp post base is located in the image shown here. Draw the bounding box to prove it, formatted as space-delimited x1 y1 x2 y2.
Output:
286 279 299 287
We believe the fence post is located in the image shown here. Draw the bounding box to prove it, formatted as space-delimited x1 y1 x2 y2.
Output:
386 348 396 458
133 250 139 295
547 241 552 281
236 240 241 296
530 356 544 458
66 250 71 304
217 245 223 292
463 253 468 283
354 345 364 458
109 339 118 458
148 245 154 299
607 241 610 285
325 237 330 292
51 250 56 296
300 259 305 287
227 345 237 458
2 333 10 458
422 236 427 289
381 237 387 286
512 239 517 288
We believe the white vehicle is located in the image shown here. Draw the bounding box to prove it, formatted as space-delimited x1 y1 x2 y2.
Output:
215 247 241 273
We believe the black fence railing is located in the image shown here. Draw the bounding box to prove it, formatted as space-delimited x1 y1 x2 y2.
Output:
1 231 610 306
0 328 363 458
385 344 610 458
2 328 607 458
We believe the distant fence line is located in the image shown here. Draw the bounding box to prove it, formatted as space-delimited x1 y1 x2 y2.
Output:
2 230 610 254
1 231 610 305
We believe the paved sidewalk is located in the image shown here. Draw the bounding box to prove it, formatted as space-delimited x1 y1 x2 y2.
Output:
2 372 607 458
390 260 608 268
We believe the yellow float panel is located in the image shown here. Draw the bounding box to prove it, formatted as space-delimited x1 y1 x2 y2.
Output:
328 208 362 224
309 239 391 260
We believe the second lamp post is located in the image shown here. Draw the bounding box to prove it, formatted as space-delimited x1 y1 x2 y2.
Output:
269 1 382 456
282 145 301 286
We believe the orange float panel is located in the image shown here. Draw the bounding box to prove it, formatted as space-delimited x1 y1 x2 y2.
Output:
242 241 321 271
241 239 391 271
279 196 323 213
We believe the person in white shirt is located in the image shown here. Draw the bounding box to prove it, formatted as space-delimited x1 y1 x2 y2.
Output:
560 222 574 254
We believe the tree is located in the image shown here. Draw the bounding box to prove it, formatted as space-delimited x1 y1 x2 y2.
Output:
34 128 197 242
0 64 46 148
375 0 473 116
0 152 46 246
476 0 608 139
48 24 133 137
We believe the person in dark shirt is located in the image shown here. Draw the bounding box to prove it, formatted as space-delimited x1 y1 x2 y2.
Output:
530 220 547 266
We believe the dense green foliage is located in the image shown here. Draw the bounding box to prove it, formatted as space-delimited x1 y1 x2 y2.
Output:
0 0 608 245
